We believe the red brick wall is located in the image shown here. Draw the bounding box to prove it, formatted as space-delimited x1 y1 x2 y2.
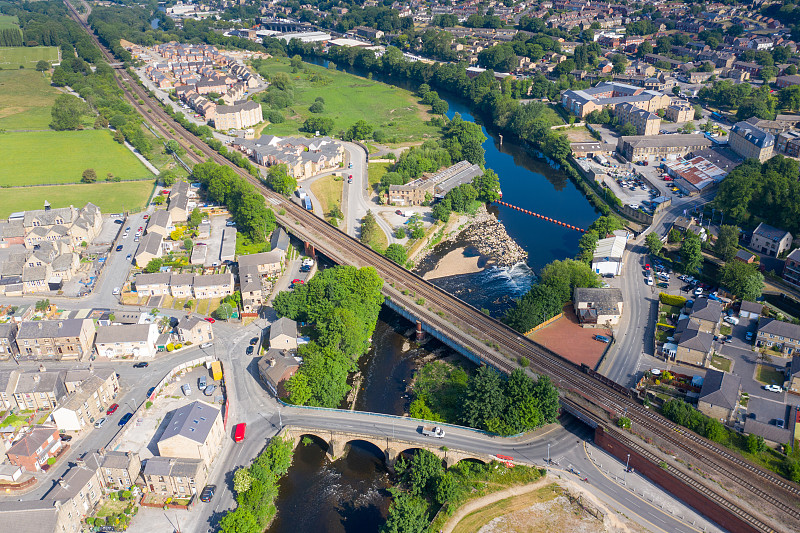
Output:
594 426 762 533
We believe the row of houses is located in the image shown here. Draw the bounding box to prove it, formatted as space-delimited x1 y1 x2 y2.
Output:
134 272 235 299
0 313 213 362
232 134 345 179
0 203 103 294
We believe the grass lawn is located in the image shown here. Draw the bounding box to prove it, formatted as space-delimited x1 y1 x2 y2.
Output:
0 15 19 29
450 484 560 533
96 498 128 518
0 46 58 69
368 162 391 190
0 181 155 218
0 69 60 130
196 299 210 315
756 364 785 386
719 325 732 336
710 354 731 372
254 58 441 142
0 130 153 185
309 174 343 220
236 232 269 255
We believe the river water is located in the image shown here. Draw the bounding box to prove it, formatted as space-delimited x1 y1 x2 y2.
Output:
268 58 599 531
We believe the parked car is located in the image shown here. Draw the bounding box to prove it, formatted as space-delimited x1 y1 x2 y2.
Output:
764 384 782 393
694 287 703 296
246 346 254 355
115 245 123 252
126 254 132 261
234 423 246 442
723 316 739 325
199 376 207 389
114 219 123 224
182 384 192 396
593 335 611 343
205 317 215 323
106 403 119 415
200 342 213 348
395 210 403 216
745 331 754 341
146 387 156 398
112 287 120 296
204 385 216 396
94 417 107 429
60 433 73 442
118 413 133 426
200 485 216 503
646 277 654 286
133 362 149 368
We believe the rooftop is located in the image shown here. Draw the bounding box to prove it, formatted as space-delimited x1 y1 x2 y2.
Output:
699 369 741 410
159 400 220 444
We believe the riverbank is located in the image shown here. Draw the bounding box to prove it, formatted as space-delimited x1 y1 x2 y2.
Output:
415 205 527 279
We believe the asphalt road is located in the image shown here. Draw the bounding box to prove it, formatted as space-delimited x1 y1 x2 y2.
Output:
601 189 718 386
343 143 395 244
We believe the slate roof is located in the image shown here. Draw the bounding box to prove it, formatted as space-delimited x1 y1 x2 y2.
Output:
45 452 102 501
100 451 137 470
270 227 289 252
146 209 172 232
177 315 205 331
739 300 763 315
237 250 284 268
193 273 233 288
573 287 624 314
159 400 220 444
677 319 713 353
17 319 88 340
758 317 800 342
95 324 153 344
0 500 62 533
135 232 163 257
258 349 300 390
7 425 58 458
732 120 775 147
699 369 741 410
136 272 171 286
270 317 298 341
743 417 792 444
752 222 791 243
143 456 203 477
690 298 722 323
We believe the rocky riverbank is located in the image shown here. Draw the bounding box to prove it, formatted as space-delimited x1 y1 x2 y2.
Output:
461 207 528 268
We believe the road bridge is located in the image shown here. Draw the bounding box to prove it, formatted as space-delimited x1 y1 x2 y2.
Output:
280 425 493 469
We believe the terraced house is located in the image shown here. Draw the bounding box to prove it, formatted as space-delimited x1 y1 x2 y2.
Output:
756 318 800 356
51 369 120 432
15 319 95 361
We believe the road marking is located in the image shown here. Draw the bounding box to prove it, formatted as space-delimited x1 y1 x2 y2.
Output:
581 442 707 533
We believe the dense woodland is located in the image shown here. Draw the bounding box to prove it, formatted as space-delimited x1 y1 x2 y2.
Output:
273 265 384 408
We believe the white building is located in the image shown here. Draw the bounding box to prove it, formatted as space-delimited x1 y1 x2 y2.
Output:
94 324 159 359
591 236 626 276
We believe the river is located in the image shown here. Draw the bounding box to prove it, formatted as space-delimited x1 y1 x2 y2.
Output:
268 57 599 530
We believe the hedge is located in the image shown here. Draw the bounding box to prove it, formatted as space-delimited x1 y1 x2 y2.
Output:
659 293 687 307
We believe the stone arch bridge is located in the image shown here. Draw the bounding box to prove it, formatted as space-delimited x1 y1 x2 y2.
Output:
280 426 494 469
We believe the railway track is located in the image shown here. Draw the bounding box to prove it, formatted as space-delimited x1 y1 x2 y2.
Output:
64 3 800 529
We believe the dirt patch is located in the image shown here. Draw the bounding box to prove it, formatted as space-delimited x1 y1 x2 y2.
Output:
423 247 483 280
564 127 597 143
528 304 609 368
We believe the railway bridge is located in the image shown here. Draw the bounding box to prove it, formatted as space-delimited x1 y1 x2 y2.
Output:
280 425 494 469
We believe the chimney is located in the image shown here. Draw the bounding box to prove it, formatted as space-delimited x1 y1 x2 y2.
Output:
38 363 46 372
44 200 51 211
269 358 276 367
57 479 68 488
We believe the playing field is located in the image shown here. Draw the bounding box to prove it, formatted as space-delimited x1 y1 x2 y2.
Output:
0 181 155 218
255 58 441 142
0 69 61 130
0 130 153 185
0 46 59 69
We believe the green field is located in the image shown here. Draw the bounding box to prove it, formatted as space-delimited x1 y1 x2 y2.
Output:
0 69 61 130
0 15 19 30
0 181 155 218
0 46 59 69
255 58 441 142
0 130 153 185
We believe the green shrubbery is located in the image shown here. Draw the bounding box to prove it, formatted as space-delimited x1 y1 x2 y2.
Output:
659 293 687 307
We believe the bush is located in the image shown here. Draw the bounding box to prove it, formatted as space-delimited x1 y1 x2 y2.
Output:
267 110 284 123
166 343 174 352
145 401 153 409
659 293 687 307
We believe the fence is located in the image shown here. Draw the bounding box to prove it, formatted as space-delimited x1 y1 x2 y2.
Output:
524 312 564 336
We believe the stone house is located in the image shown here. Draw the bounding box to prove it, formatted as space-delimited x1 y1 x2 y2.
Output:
698 369 741 423
175 315 214 345
95 450 141 491
237 250 284 277
675 319 713 366
51 370 120 432
573 287 624 328
0 322 18 360
258 349 301 398
142 457 207 498
94 324 159 359
756 318 800 356
269 317 298 350
44 453 105 526
15 319 96 361
134 272 171 296
192 273 234 299
157 401 224 467
145 210 174 238
688 298 722 334
749 223 792 258
0 368 66 411
133 232 164 267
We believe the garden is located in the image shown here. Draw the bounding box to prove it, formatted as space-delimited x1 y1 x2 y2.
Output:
637 369 701 406
655 293 686 345
86 490 138 532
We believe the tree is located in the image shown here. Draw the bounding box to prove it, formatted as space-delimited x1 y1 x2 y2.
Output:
714 225 740 262
308 101 324 113
431 98 449 116
380 490 429 533
213 303 235 320
144 258 163 273
746 434 766 454
290 54 303 70
668 228 682 243
51 94 88 131
680 232 702 273
384 243 407 264
462 366 507 430
473 169 501 203
188 208 203 228
35 299 50 312
166 139 185 156
637 41 653 58
219 507 260 533
360 210 380 246
35 60 50 71
346 120 373 141
81 168 97 183
233 468 252 494
183 238 193 251
721 261 764 301
302 117 335 135
263 164 297 196
407 450 444 496
159 171 176 187
618 122 637 136
694 105 703 120
645 232 663 255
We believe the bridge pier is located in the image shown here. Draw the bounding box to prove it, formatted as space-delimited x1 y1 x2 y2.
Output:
327 436 347 461
304 242 316 259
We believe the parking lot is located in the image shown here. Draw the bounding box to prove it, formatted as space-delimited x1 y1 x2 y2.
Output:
114 365 223 460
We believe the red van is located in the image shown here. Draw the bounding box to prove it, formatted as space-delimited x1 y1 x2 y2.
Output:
234 423 246 442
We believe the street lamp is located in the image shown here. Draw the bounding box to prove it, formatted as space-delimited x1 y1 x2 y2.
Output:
624 453 631 484
547 443 551 464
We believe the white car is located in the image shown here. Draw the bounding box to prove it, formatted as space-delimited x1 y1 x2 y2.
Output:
764 384 782 393
693 287 703 296
94 417 107 429
723 316 739 325
112 287 120 296
646 277 654 286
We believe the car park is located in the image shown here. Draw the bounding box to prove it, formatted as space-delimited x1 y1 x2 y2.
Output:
118 413 133 426
133 362 149 368
106 403 119 415
94 417 107 429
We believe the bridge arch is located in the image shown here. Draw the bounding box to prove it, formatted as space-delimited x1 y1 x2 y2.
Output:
298 433 330 452
344 439 388 464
